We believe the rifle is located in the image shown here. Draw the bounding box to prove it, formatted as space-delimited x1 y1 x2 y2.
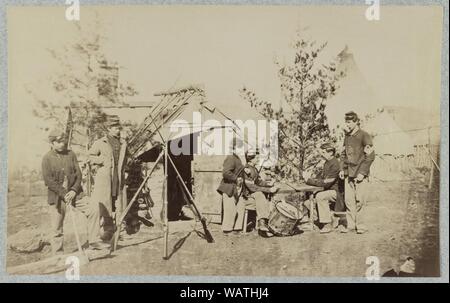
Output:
86 128 92 196
65 108 90 261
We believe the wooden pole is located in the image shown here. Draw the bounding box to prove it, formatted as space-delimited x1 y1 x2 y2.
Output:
67 204 89 261
111 151 163 252
428 127 434 189
163 144 169 260
86 128 92 197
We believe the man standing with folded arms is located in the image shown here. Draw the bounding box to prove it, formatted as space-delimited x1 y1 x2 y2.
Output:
339 111 375 234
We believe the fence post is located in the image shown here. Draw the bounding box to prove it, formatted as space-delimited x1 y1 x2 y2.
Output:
428 127 434 189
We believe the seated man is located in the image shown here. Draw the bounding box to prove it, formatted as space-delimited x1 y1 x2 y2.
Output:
242 150 278 237
304 143 344 234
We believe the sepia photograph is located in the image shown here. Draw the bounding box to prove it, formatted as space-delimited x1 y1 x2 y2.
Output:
2 1 447 282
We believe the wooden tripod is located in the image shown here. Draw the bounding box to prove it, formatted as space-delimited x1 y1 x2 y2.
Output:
110 143 214 259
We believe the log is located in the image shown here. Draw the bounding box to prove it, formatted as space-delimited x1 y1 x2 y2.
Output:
7 249 110 275
153 84 205 96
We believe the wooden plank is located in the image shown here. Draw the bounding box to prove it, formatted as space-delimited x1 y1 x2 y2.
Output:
277 182 323 193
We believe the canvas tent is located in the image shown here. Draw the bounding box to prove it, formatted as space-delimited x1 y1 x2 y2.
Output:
362 109 417 181
127 85 269 222
364 110 415 157
325 46 379 130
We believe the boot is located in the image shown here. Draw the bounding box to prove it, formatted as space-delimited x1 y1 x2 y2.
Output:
257 218 269 232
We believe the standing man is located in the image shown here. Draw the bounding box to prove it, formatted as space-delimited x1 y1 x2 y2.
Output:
216 137 245 234
304 143 345 234
89 115 128 241
339 111 375 234
42 128 109 254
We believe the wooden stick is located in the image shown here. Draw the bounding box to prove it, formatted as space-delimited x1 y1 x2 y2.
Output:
154 84 204 96
67 204 89 261
86 128 92 197
163 145 169 259
168 155 214 243
111 151 164 251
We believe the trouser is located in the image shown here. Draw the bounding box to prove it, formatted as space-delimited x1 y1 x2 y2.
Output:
345 177 369 230
315 190 337 224
49 197 101 254
244 192 270 223
222 194 245 232
98 195 118 241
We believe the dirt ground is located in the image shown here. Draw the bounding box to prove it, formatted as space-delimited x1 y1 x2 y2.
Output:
6 168 440 277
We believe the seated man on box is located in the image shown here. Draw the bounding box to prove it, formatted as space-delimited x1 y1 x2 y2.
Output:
242 149 279 237
303 143 345 234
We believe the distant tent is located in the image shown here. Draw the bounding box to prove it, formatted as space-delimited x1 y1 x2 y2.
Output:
382 106 440 146
363 109 418 181
364 110 415 156
325 46 379 130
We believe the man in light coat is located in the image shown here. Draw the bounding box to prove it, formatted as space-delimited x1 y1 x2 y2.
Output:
88 115 128 240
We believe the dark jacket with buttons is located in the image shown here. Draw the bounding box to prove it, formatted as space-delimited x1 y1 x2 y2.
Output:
340 128 375 178
216 154 244 198
306 157 346 212
41 149 83 205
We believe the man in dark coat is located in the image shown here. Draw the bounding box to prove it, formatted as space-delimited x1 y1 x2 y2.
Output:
42 128 108 254
305 143 345 233
241 149 278 237
216 138 245 234
339 111 375 234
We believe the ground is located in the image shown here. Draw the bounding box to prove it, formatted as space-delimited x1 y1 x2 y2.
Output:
6 168 440 277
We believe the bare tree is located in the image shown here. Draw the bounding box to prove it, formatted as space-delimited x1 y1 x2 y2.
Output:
27 19 138 147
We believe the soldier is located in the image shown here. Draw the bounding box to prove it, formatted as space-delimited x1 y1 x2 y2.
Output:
216 137 245 234
88 115 128 241
241 149 280 237
304 143 345 233
41 128 109 255
339 111 375 234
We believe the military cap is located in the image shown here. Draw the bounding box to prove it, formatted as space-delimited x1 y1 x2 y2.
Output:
345 111 359 121
48 128 66 143
105 115 121 128
320 142 336 153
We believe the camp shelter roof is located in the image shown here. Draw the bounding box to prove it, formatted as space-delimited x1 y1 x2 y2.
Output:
128 85 267 161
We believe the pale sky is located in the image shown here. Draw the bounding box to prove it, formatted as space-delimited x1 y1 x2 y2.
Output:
7 5 443 170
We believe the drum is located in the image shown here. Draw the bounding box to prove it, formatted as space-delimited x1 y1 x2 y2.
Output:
268 201 303 236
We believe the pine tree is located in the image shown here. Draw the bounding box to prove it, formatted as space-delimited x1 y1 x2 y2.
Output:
241 33 345 181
